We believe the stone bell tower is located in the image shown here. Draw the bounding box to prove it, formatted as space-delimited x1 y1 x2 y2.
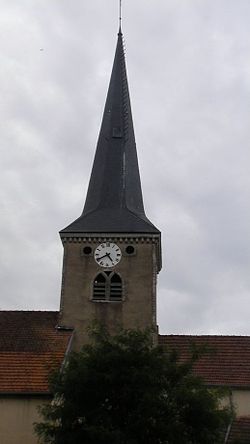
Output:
58 27 161 348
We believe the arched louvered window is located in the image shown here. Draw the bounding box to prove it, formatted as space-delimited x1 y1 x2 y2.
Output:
92 272 122 301
93 273 107 301
110 273 122 300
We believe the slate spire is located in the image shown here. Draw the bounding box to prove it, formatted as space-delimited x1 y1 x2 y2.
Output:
61 29 159 234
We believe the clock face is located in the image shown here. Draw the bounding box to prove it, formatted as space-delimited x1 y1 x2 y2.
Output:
94 242 122 268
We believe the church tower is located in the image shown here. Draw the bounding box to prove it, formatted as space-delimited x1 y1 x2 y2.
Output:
59 27 161 348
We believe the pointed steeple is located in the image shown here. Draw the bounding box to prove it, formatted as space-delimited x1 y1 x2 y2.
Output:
61 30 159 234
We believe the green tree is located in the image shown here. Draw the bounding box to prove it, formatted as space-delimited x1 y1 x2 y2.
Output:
35 327 232 444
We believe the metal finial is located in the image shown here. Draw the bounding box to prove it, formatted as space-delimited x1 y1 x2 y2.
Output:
119 0 122 32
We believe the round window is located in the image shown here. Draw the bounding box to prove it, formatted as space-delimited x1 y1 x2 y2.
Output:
125 245 135 255
83 246 92 255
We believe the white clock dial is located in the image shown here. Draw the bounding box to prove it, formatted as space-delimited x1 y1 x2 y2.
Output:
94 242 122 268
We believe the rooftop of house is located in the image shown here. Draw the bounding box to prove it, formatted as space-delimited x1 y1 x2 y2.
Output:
2 311 250 394
159 334 250 388
1 311 250 441
0 311 73 395
227 416 250 443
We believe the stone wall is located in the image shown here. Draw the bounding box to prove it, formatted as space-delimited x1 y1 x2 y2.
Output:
59 235 160 349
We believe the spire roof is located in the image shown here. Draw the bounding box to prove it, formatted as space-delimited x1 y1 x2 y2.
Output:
61 30 159 234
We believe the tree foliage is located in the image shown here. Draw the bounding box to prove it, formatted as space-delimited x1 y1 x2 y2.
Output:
35 327 232 444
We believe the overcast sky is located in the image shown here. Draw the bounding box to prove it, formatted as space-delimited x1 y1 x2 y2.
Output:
0 0 250 335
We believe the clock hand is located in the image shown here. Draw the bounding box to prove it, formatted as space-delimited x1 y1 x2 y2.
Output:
106 253 113 262
96 254 108 261
96 253 111 261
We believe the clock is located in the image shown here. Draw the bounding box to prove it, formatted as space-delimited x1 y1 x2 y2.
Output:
94 242 122 267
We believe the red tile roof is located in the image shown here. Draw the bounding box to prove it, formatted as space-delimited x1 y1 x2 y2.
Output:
0 311 73 394
227 416 250 443
159 335 250 387
1 315 250 394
